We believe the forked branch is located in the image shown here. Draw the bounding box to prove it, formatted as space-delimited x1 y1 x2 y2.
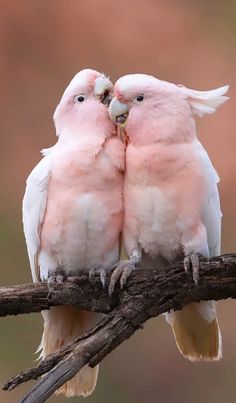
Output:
2 254 236 403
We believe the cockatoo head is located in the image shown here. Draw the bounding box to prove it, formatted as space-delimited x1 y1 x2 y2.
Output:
54 69 114 137
109 74 229 145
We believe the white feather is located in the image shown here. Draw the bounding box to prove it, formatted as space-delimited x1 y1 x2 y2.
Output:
180 85 229 117
41 145 56 157
195 141 222 256
22 155 52 281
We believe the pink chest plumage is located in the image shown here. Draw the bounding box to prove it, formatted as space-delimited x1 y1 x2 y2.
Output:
124 141 207 258
40 138 123 275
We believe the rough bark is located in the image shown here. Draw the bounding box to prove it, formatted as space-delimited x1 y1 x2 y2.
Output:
2 254 236 403
0 276 113 317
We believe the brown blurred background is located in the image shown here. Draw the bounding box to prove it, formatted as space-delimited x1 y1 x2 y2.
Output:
1 0 236 402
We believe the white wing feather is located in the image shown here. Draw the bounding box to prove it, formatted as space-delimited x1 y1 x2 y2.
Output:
22 154 52 282
196 141 222 257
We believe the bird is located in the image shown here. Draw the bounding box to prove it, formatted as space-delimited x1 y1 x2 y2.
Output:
108 73 229 361
22 68 124 397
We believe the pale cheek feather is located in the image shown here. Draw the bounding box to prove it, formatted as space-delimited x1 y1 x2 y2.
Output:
126 100 195 145
56 99 115 139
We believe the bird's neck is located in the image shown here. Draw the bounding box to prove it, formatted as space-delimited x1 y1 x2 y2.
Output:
127 114 197 146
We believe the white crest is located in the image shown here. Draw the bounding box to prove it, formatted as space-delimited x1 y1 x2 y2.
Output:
180 85 229 117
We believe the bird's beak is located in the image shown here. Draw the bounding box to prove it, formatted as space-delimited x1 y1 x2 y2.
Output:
109 97 129 127
94 77 113 106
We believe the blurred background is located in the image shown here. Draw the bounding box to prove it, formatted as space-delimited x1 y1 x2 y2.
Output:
1 0 236 402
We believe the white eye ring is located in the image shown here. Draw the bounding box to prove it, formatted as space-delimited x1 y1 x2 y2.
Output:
134 95 144 102
75 95 85 103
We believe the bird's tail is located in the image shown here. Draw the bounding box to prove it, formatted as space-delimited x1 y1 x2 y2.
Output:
39 306 99 397
165 301 222 361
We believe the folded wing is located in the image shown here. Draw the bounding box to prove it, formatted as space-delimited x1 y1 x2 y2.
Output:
22 154 52 282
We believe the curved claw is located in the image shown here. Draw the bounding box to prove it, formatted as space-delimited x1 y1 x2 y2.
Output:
108 260 135 296
184 253 200 286
47 269 67 292
89 266 107 289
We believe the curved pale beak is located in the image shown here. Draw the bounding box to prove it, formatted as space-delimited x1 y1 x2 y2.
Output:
109 97 129 126
94 77 113 106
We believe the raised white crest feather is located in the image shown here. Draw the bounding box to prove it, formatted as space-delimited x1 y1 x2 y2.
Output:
180 85 229 117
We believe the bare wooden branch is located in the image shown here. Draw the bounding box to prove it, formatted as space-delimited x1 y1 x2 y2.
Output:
0 276 113 317
2 254 236 403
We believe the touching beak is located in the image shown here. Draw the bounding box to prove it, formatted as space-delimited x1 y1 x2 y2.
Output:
94 77 113 106
109 97 129 126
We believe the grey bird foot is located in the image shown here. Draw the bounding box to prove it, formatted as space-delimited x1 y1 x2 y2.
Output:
184 253 200 286
47 268 67 291
89 266 107 289
108 259 135 296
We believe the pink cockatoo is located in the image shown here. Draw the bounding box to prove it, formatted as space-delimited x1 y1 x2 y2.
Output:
109 73 229 361
22 69 124 397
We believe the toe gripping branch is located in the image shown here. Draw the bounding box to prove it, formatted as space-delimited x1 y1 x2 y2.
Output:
184 253 200 286
2 254 236 402
109 250 142 296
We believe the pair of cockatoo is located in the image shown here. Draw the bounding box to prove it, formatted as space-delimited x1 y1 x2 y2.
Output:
22 69 228 397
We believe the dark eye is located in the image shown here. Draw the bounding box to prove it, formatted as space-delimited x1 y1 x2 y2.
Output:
76 95 85 102
135 95 144 102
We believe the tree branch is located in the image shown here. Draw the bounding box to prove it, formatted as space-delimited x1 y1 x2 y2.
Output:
0 276 113 317
2 254 236 403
